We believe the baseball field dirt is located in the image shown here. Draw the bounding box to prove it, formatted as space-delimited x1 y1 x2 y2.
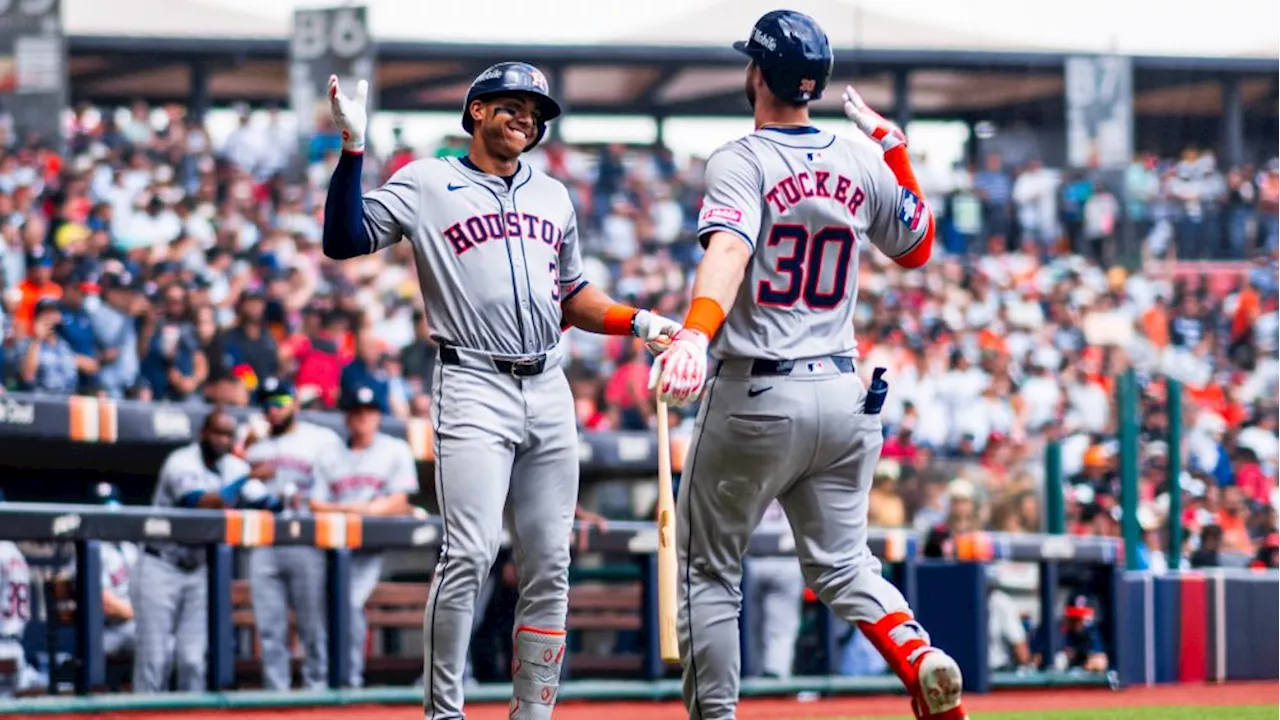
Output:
12 680 1275 720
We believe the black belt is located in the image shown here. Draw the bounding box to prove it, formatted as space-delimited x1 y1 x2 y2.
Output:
439 344 548 377
721 356 856 377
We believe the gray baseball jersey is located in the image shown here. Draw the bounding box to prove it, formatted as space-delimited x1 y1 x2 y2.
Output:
245 421 346 505
312 433 419 505
697 126 928 360
353 156 580 718
677 126 940 720
149 443 249 567
0 541 32 697
245 421 344 691
362 157 584 355
313 432 419 688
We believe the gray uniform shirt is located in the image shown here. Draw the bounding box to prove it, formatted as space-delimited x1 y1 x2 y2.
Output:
244 421 346 509
150 442 250 566
312 433 420 506
361 157 585 356
696 127 931 360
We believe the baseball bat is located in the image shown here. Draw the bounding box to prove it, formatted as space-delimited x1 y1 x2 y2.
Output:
655 397 680 664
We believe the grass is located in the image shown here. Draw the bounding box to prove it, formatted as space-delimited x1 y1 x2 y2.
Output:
810 708 1276 720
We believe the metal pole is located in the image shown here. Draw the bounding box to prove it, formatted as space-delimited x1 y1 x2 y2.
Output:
1166 378 1184 570
1045 440 1065 534
1118 369 1142 570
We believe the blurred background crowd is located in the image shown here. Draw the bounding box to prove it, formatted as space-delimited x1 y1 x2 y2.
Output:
0 102 1277 575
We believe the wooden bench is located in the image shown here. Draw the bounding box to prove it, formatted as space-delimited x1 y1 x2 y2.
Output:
565 582 645 676
230 579 432 686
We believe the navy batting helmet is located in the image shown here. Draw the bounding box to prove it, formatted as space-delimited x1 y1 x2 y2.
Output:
733 10 834 104
461 62 562 151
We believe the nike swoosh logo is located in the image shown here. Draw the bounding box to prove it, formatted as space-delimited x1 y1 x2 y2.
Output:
447 183 467 192
747 386 773 398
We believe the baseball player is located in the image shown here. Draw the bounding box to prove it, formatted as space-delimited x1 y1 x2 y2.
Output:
132 408 248 693
323 63 680 719
649 10 966 720
69 483 137 657
310 383 419 688
242 376 345 691
0 528 35 699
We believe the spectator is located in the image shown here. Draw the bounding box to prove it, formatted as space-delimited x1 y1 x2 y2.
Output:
1011 158 1058 252
222 291 279 386
974 154 1013 251
138 283 205 403
14 298 90 394
1189 524 1225 568
399 309 436 399
340 329 407 419
90 272 142 398
14 249 59 337
603 338 653 431
57 271 99 392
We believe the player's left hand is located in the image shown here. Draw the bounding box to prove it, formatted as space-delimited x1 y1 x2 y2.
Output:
328 74 369 154
648 329 709 407
842 85 906 152
632 310 682 355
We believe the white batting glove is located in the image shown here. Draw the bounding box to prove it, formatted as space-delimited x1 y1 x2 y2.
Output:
328 75 369 154
648 329 709 408
632 310 682 355
842 85 906 152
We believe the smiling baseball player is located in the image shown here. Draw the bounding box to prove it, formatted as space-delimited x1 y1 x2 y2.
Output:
650 10 966 720
323 63 680 719
310 384 419 688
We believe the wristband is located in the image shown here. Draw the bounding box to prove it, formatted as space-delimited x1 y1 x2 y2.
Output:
603 304 639 336
683 297 726 340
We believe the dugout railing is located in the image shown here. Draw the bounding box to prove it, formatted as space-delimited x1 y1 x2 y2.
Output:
0 502 1144 702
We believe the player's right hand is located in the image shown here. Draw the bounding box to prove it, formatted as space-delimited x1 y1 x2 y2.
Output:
648 329 709 408
328 74 369 154
842 85 906 152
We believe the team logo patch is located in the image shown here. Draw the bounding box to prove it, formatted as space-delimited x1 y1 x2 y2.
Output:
701 206 743 224
528 68 549 92
898 188 925 232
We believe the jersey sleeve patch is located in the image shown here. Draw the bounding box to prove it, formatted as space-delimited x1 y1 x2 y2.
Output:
700 206 744 224
898 187 926 233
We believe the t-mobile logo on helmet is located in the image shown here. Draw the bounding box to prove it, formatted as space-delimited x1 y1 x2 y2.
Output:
752 28 777 51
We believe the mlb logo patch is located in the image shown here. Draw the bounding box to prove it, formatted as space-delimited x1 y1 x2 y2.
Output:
701 206 743 224
897 188 925 232
807 151 825 162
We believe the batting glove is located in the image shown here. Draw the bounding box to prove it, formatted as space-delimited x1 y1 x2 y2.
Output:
328 74 369 154
648 329 709 408
842 85 906 152
632 309 683 355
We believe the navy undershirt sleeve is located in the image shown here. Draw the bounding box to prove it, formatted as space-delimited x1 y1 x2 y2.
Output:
323 151 373 259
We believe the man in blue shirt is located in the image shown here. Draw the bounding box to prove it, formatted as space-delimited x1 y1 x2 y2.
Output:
58 272 99 392
974 153 1013 249
15 299 93 395
91 272 142 398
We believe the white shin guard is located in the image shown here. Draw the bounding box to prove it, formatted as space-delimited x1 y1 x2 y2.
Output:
509 627 567 719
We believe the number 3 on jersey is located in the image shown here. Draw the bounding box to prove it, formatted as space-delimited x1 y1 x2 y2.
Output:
756 224 856 309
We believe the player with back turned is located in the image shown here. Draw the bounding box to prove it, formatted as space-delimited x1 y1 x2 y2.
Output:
650 10 968 720
323 64 681 719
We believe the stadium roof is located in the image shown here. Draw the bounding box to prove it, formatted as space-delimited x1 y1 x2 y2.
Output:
64 0 1279 123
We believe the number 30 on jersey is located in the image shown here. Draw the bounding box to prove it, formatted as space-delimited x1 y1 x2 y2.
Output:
756 225 856 310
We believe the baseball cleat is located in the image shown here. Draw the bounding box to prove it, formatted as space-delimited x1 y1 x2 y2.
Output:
915 650 966 719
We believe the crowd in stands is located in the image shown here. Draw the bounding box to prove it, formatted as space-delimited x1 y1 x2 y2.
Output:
0 103 1276 571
